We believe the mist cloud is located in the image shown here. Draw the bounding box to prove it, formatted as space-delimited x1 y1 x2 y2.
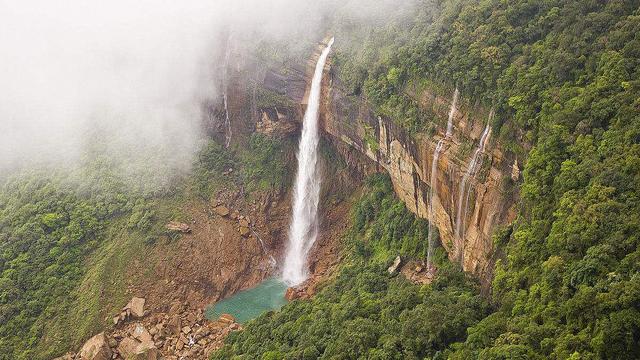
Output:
0 0 412 179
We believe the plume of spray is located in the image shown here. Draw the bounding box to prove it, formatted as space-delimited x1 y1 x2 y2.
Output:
282 38 335 286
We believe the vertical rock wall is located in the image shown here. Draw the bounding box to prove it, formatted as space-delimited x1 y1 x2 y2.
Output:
261 40 519 286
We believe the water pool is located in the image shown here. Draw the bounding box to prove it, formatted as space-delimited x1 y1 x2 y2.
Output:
205 278 288 324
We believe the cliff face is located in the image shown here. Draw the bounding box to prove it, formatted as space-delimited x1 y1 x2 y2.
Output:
257 42 519 285
322 83 518 284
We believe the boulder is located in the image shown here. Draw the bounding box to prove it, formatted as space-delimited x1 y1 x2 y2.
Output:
118 327 157 360
285 286 307 301
218 314 235 324
124 297 146 318
214 206 230 217
166 221 191 233
511 159 520 181
167 315 181 335
132 323 153 344
118 337 158 360
78 332 112 360
239 226 250 237
238 219 249 228
388 256 402 274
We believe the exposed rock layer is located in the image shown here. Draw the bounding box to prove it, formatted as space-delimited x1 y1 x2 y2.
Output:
274 39 520 285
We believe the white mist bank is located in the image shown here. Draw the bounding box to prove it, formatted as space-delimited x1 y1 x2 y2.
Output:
0 1 222 174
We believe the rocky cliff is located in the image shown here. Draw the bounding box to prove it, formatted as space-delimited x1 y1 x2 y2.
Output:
269 40 520 285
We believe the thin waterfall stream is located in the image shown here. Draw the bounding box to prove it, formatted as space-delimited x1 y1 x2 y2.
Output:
282 38 335 286
426 89 458 268
454 110 493 263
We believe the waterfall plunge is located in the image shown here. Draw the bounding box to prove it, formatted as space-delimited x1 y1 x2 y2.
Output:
454 110 493 263
426 89 458 268
282 38 334 286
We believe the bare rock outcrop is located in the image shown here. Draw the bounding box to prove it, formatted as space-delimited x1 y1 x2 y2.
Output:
166 221 191 233
387 256 402 274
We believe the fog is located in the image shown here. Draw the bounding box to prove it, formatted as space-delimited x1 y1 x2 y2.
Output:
0 0 411 182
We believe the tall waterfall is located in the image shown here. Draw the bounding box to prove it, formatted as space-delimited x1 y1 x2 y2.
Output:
454 110 493 263
426 89 458 268
282 38 334 286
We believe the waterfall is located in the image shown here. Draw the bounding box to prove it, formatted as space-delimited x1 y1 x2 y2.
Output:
427 139 444 268
222 38 232 148
454 110 493 263
426 89 458 268
446 88 459 137
282 38 334 286
251 226 277 267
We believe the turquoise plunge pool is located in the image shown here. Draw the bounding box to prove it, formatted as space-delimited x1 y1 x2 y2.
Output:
205 278 288 324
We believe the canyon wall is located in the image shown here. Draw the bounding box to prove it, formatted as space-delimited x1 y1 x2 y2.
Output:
260 41 519 285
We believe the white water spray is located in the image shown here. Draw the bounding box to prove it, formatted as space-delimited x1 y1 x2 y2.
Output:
426 89 458 268
454 110 493 263
282 38 334 286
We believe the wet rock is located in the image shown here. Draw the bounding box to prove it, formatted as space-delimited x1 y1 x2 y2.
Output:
285 286 307 301
256 109 299 137
218 314 235 324
166 221 191 233
78 332 111 360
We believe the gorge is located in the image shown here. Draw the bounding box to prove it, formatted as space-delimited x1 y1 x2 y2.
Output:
3 1 640 359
